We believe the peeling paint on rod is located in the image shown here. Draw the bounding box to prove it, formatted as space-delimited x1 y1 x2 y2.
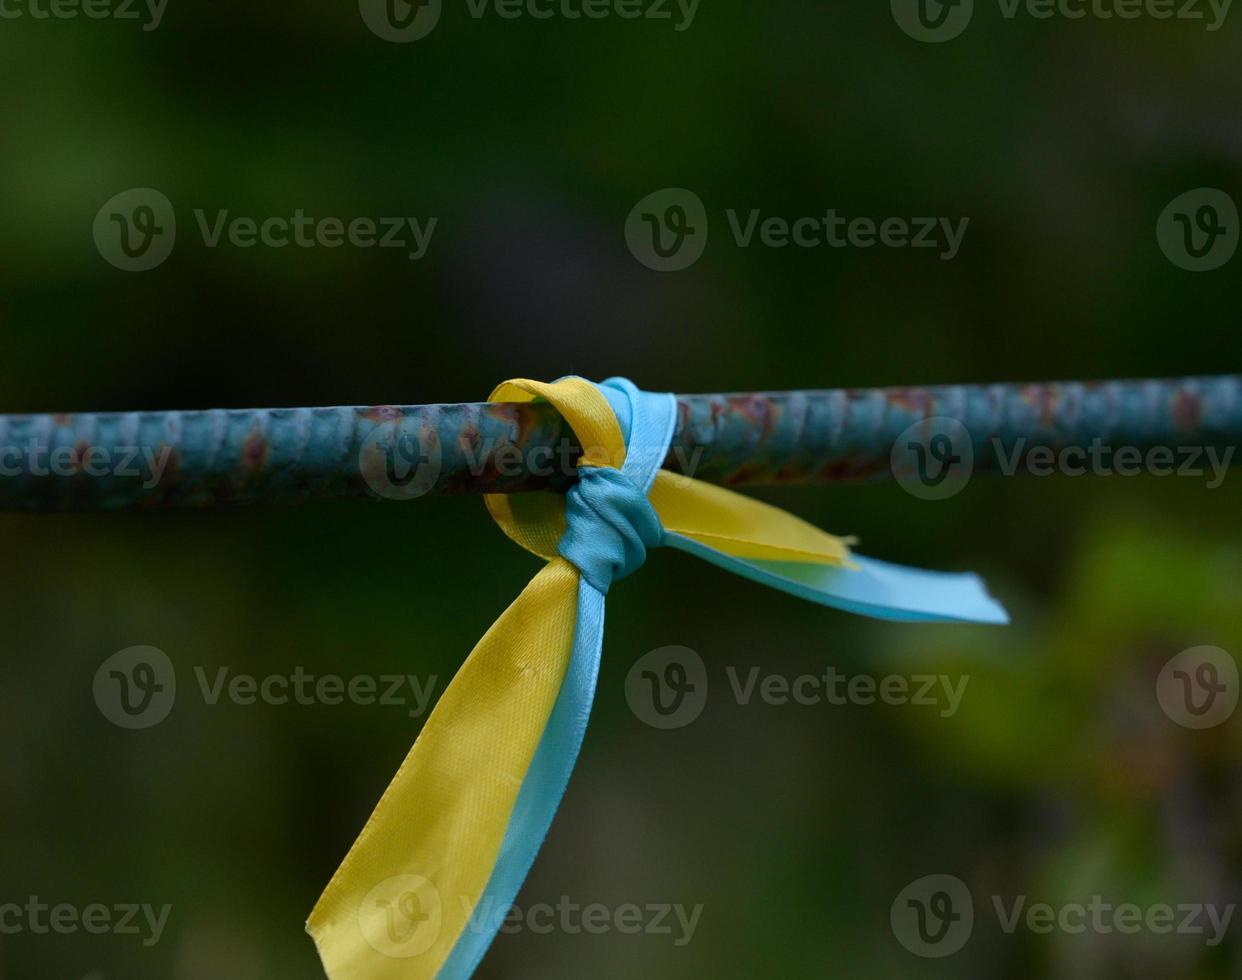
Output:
0 375 1237 512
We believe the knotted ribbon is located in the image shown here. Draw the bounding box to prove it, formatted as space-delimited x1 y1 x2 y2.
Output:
308 377 1007 979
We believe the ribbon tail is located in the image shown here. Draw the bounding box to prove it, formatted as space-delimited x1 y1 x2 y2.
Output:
308 558 581 980
665 532 1008 623
439 576 607 978
652 472 1008 625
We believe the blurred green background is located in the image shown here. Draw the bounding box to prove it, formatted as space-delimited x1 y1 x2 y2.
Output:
1 1 1241 977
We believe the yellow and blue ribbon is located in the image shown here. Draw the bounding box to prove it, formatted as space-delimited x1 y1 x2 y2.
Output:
307 376 1007 979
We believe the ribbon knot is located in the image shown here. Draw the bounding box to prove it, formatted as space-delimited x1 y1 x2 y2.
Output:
557 464 663 593
308 376 1007 980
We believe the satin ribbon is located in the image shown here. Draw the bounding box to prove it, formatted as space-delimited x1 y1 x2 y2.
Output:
307 377 1007 979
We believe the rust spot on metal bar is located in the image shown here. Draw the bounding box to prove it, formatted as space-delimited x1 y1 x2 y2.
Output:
1172 390 1202 431
162 448 182 483
1019 384 1060 427
884 388 931 415
459 423 480 454
242 429 270 472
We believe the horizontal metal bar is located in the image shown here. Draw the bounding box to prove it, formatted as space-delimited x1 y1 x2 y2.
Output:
0 375 1236 512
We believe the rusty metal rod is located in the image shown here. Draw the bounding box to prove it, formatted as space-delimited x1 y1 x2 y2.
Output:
0 375 1236 512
